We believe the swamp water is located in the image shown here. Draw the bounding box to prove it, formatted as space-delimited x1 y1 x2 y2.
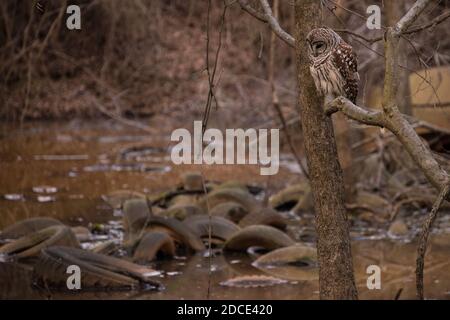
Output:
0 120 449 300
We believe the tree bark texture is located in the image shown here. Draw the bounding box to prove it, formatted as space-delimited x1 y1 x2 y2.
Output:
294 0 358 300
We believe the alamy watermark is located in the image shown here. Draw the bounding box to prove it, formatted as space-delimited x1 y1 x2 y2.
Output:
366 5 381 30
170 121 279 176
36 3 81 30
366 265 381 290
66 5 81 30
66 264 81 290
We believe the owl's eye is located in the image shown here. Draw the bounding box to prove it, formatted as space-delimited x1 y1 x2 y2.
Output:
313 42 326 54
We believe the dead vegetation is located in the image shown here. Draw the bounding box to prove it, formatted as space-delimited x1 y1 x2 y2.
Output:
1 1 449 129
0 0 293 123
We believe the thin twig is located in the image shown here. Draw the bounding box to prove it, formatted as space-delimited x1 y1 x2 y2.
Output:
258 0 295 47
394 288 403 300
237 0 267 22
203 0 227 134
395 0 431 35
237 0 294 47
390 197 429 221
416 183 450 300
335 9 450 45
203 0 228 299
202 173 213 300
403 10 450 35
90 96 154 135
326 0 376 25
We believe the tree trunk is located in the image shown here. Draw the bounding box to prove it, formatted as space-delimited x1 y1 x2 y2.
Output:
294 0 358 299
386 1 411 115
327 7 356 201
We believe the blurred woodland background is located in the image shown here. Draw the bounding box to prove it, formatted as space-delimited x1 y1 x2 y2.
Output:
1 0 449 127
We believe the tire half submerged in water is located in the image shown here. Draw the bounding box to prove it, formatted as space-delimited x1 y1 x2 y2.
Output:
132 231 176 263
252 245 319 281
33 246 163 291
224 225 295 252
0 217 63 241
183 215 240 243
0 225 80 259
124 215 205 252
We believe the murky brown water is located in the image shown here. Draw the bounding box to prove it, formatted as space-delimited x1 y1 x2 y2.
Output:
1 120 449 300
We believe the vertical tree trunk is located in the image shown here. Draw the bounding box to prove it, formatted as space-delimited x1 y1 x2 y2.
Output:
294 0 357 299
328 7 356 201
386 1 411 115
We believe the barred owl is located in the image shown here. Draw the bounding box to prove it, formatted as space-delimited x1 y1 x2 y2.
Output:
307 28 359 104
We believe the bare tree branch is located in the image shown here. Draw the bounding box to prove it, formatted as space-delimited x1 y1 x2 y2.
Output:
336 9 450 44
325 97 385 127
258 0 295 47
237 0 295 47
334 29 381 44
395 0 431 34
237 0 267 22
203 0 227 134
90 96 155 135
326 96 449 193
416 183 450 300
405 10 450 34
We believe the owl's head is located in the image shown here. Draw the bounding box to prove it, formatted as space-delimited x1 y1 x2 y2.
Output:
306 28 341 60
